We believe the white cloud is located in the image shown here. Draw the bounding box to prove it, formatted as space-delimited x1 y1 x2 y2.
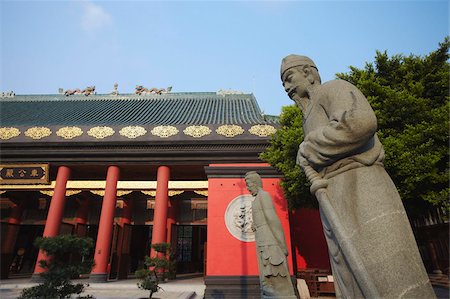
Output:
80 0 112 33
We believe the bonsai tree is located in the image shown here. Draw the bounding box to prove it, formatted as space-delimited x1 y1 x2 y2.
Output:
19 234 95 299
135 243 176 299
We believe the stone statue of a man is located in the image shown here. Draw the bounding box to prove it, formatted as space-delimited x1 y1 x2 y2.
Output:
245 171 297 299
280 54 435 298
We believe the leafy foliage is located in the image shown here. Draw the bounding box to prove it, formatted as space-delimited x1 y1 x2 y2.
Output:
135 243 176 299
19 235 95 299
260 105 312 209
261 37 449 215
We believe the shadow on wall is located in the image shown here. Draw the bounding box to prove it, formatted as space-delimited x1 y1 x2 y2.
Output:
290 208 331 272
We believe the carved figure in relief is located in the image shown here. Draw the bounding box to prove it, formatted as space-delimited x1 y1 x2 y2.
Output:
64 86 95 96
281 54 435 298
135 85 172 95
245 171 296 299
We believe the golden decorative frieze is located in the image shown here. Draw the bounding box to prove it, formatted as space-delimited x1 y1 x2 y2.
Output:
117 190 133 197
249 125 277 137
183 125 212 138
66 190 82 196
56 126 83 139
0 180 208 190
194 190 208 197
0 127 20 140
142 190 157 197
119 126 147 139
216 125 244 137
168 190 184 196
151 125 179 138
90 190 105 196
40 190 53 196
25 127 52 140
87 126 115 139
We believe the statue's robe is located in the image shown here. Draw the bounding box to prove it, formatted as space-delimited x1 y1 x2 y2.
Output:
300 79 435 298
252 190 296 299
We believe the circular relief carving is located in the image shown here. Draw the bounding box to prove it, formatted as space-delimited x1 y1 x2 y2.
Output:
25 127 52 140
0 127 20 140
183 125 212 138
56 126 83 139
249 124 277 137
216 125 244 138
119 126 147 139
225 194 255 242
87 126 115 139
151 125 179 138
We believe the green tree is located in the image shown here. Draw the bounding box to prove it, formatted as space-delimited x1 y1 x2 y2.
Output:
262 37 449 215
19 235 95 299
135 243 176 299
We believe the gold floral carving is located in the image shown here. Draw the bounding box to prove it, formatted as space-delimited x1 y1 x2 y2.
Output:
141 190 183 197
90 190 105 196
168 190 184 196
119 126 147 139
66 190 82 196
0 191 7 195
25 127 52 140
56 127 83 139
216 125 244 137
40 190 54 196
0 127 20 140
248 125 277 137
183 125 212 138
87 126 115 139
194 190 208 197
151 126 179 138
117 190 133 197
142 190 157 197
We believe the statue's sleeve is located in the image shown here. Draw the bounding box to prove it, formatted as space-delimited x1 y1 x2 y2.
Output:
260 193 288 256
300 81 377 167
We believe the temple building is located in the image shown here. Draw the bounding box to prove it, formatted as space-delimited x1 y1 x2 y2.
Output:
0 87 331 296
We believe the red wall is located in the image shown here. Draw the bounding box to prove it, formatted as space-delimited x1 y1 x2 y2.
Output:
206 167 294 276
290 208 331 271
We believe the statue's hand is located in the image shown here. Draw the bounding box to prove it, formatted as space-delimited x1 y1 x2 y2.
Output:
296 143 309 168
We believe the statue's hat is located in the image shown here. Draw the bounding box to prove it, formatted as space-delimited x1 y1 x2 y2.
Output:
280 55 317 78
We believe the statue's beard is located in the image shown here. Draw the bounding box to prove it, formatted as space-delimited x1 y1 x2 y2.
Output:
291 93 309 112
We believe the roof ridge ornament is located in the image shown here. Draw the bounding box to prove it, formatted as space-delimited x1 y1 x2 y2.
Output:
216 89 245 96
110 83 119 96
135 85 172 95
1 91 15 98
64 86 96 96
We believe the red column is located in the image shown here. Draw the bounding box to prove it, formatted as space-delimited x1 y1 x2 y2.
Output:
33 166 71 276
150 166 170 257
90 165 120 282
1 202 23 253
166 198 177 244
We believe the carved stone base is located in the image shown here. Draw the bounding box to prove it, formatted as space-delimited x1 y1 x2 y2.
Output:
205 276 262 299
204 276 300 299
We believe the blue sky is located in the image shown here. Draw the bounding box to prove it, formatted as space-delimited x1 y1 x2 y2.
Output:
1 0 448 116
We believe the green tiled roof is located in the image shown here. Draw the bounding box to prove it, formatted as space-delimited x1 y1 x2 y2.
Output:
0 92 277 126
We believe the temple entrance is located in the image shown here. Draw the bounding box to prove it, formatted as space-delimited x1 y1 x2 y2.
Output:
176 225 207 274
4 224 44 277
128 225 152 276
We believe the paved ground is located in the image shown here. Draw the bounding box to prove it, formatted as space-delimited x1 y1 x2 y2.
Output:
0 277 205 299
1 276 448 299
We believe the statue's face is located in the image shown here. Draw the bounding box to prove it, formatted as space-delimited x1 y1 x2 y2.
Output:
245 179 258 196
282 67 310 101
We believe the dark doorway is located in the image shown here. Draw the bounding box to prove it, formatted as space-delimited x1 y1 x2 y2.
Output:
176 225 207 274
6 224 44 277
129 225 152 274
